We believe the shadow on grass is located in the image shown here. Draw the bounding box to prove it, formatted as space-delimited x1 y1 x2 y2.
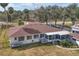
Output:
13 42 53 51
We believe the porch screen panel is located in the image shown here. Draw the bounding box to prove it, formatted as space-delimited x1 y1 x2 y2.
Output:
49 35 54 40
54 34 60 39
40 34 45 38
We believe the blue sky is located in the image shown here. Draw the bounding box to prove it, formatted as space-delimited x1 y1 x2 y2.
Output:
0 3 77 11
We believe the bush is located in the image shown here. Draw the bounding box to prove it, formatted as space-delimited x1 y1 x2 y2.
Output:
18 19 24 26
60 40 74 48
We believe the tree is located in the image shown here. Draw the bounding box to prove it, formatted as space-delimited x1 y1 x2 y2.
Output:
51 5 59 26
34 6 46 23
18 19 24 25
52 10 59 26
8 7 14 22
0 3 8 10
0 3 8 28
68 3 77 9
71 15 76 25
67 3 78 25
44 12 49 24
16 10 23 19
23 9 29 21
61 8 68 29
0 3 8 20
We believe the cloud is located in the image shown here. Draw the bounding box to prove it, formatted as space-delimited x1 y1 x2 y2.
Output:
7 3 38 10
0 3 76 11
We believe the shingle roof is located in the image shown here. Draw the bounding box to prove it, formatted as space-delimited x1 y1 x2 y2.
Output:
8 23 61 37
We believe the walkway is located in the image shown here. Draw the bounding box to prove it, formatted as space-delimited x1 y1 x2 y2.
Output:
56 45 79 50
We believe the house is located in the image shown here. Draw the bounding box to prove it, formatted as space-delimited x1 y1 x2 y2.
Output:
72 24 79 33
70 24 79 46
0 21 15 28
8 22 70 47
70 33 79 46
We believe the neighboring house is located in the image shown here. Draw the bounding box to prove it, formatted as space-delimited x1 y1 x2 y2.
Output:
0 22 14 28
8 22 70 47
70 24 79 46
72 24 79 33
70 33 79 46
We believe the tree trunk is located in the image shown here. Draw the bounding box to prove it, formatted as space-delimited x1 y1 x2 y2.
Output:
71 18 76 26
62 18 65 29
45 17 48 25
10 14 12 22
55 19 57 26
26 14 29 21
4 8 8 29
72 20 75 25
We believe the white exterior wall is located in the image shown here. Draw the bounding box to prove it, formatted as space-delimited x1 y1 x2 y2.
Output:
9 34 40 46
22 34 40 44
76 40 79 46
9 37 15 44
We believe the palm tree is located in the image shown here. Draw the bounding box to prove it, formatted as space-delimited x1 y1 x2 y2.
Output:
67 3 78 25
70 14 76 25
0 3 8 11
0 3 8 20
0 3 8 28
61 8 68 29
44 12 49 24
23 9 29 21
8 7 14 22
52 5 59 26
54 13 58 26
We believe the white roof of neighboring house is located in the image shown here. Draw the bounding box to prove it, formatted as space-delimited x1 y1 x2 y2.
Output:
0 22 13 25
45 30 70 35
72 24 79 31
0 22 7 25
72 24 79 28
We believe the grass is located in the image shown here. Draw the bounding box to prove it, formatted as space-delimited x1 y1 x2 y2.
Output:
0 29 9 48
0 43 79 56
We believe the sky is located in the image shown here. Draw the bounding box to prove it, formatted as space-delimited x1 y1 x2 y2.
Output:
0 3 77 11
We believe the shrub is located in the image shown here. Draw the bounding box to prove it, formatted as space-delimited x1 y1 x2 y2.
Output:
18 19 24 26
60 40 74 48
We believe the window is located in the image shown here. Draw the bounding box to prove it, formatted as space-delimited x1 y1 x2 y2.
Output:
55 35 60 39
34 35 39 39
40 34 44 38
18 36 24 41
27 36 32 40
49 35 53 40
14 37 17 40
61 35 70 39
45 35 48 39
61 35 68 39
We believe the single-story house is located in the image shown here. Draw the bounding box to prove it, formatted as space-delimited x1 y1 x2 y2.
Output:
70 33 79 46
72 24 79 33
8 22 70 47
0 22 15 28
